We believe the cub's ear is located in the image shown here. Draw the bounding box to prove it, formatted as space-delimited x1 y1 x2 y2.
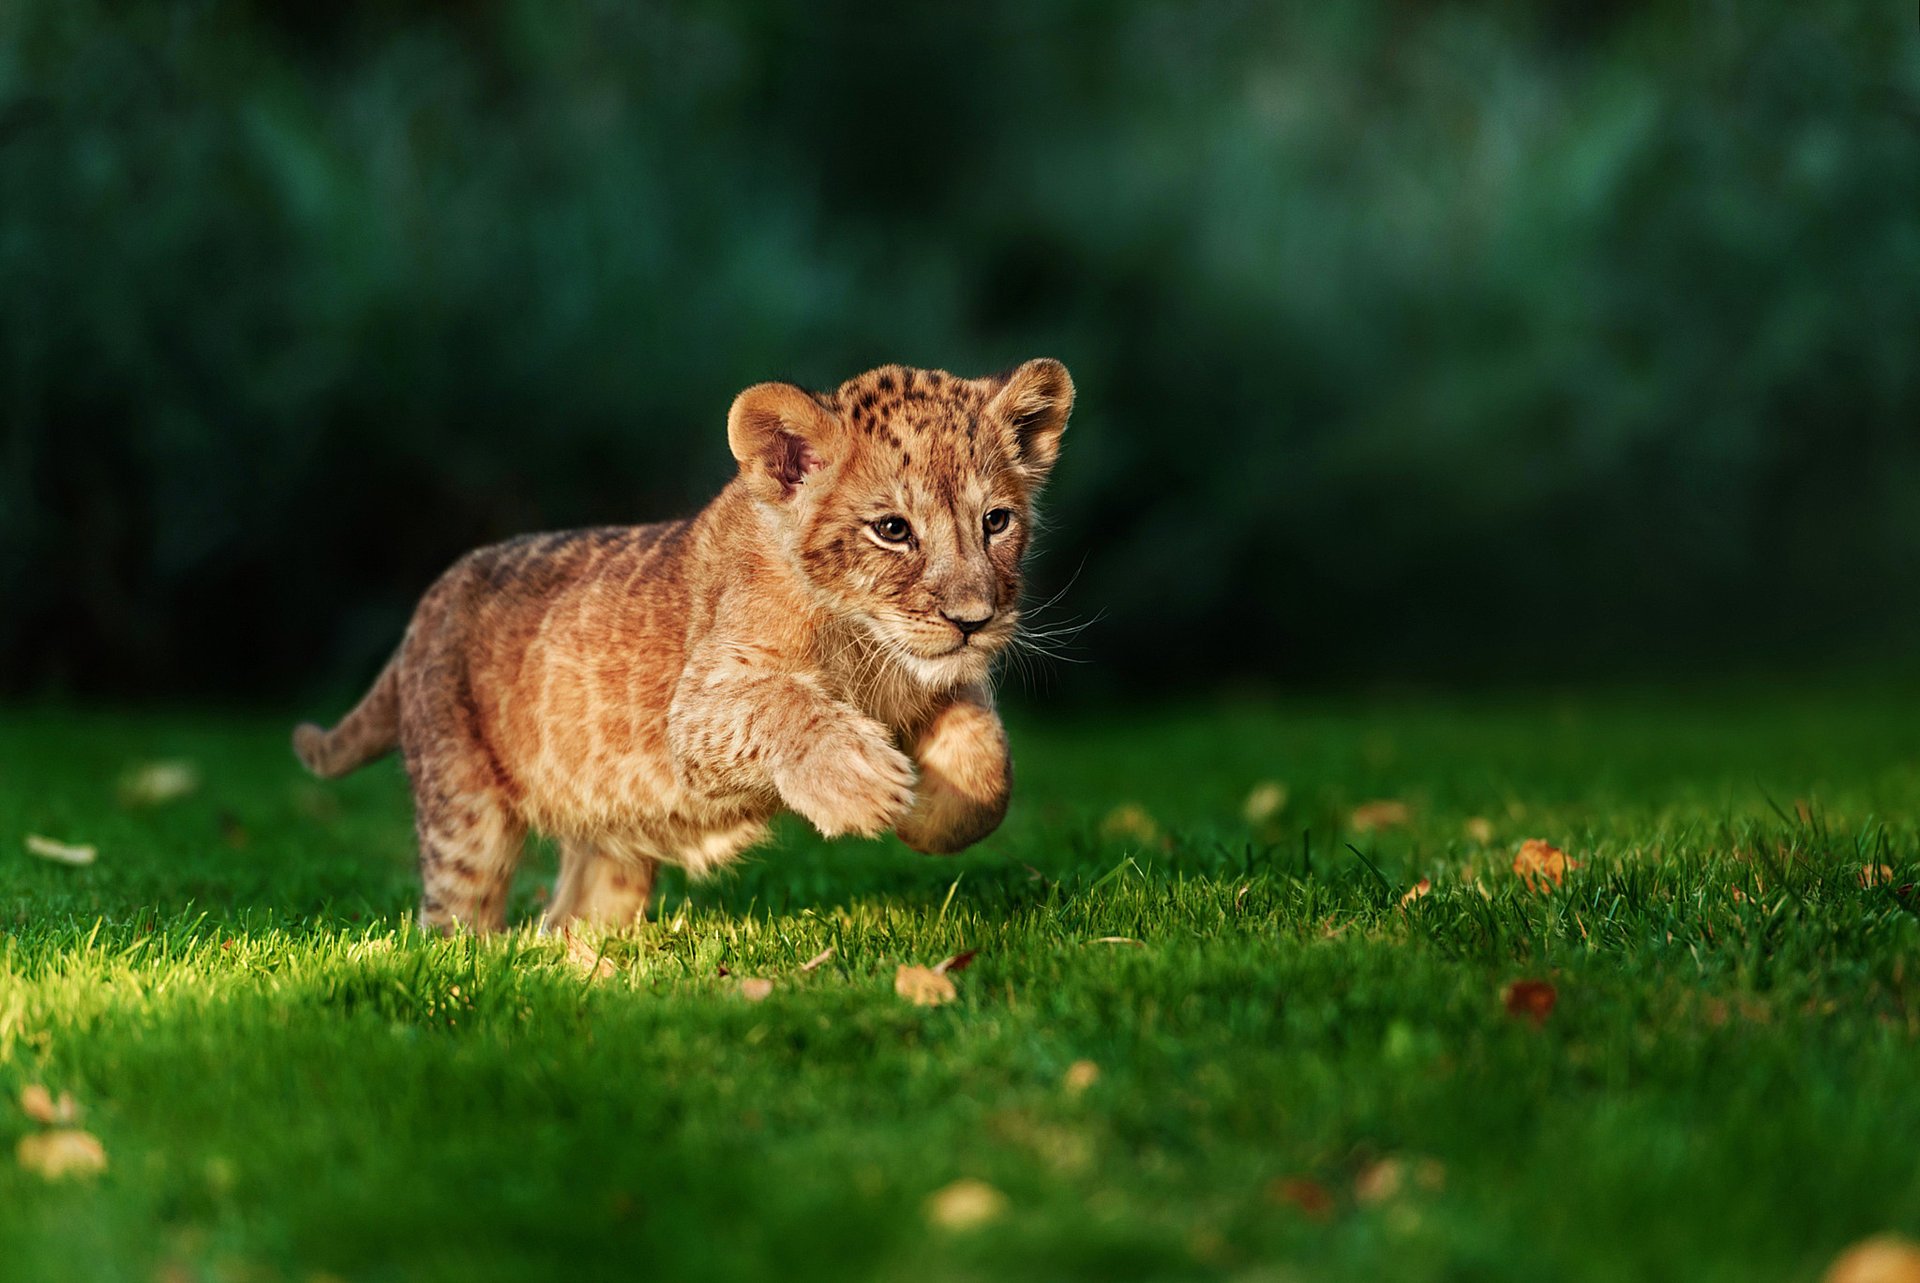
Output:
986 358 1075 480
727 382 843 502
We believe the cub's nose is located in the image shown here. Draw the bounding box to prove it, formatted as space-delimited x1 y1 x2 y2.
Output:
942 607 994 638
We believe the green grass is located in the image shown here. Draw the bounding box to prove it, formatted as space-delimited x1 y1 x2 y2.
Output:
3 689 1919 1282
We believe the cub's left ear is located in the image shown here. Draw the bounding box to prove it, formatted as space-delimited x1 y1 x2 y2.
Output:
986 358 1075 480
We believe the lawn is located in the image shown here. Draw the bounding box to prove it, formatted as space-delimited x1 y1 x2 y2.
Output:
3 688 1918 1282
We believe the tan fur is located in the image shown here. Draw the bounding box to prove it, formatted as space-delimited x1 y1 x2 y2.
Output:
294 360 1075 933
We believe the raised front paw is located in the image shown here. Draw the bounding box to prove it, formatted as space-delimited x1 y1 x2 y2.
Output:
779 718 918 839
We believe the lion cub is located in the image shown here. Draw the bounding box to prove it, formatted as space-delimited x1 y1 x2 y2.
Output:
295 360 1074 933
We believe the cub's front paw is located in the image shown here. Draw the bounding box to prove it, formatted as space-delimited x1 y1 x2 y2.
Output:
780 721 917 839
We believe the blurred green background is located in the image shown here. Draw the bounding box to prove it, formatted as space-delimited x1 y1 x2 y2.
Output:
3 0 1917 700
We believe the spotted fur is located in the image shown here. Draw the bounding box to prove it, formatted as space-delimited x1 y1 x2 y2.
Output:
294 359 1075 933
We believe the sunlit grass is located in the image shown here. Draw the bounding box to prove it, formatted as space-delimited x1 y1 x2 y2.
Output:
2 691 1918 1282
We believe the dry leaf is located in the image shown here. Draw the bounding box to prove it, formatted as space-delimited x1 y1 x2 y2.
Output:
799 946 835 972
1267 1176 1335 1221
1350 800 1411 833
737 977 774 1002
1399 878 1432 908
925 1178 1007 1230
1087 936 1143 947
17 1129 107 1179
1463 817 1494 844
1512 839 1580 893
24 834 96 866
1354 1158 1405 1206
1062 1060 1100 1094
119 759 200 806
1243 781 1289 826
20 1084 79 1126
1823 1235 1920 1283
1100 803 1161 846
1860 864 1896 888
935 949 979 975
895 965 957 1007
562 931 616 980
1503 979 1558 1025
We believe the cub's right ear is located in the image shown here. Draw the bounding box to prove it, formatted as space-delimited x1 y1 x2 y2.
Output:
726 383 843 502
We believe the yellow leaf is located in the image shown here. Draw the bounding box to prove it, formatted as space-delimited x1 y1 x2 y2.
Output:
17 1129 107 1179
737 977 774 1002
19 1085 79 1126
24 835 96 866
1512 839 1580 893
894 965 957 1007
1350 800 1410 833
1242 781 1289 826
925 1178 1007 1230
1823 1235 1920 1283
119 759 200 806
1062 1060 1100 1095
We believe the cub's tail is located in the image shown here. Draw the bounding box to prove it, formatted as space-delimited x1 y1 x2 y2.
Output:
293 654 401 779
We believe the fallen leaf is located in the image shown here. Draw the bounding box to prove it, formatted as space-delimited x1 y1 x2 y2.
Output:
1463 817 1494 844
1860 864 1896 888
1512 839 1580 893
925 1178 1007 1230
119 759 200 806
737 977 774 1002
1350 800 1411 833
799 946 835 972
1087 936 1144 947
17 1129 107 1179
1354 1158 1405 1205
895 965 957 1007
1100 803 1161 847
1062 1060 1100 1094
1502 978 1558 1025
935 949 979 975
24 835 96 866
1267 1176 1334 1220
1243 781 1289 826
1823 1235 1920 1283
20 1085 79 1126
562 931 616 980
1399 878 1432 908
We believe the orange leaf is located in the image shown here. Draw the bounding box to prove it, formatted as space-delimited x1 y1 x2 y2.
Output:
1350 800 1410 833
1860 864 1896 888
1502 979 1557 1025
1399 878 1432 908
1512 839 1580 893
19 1085 79 1126
1823 1235 1920 1283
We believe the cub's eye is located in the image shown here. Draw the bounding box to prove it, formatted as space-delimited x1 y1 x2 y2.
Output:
983 508 1014 537
871 515 913 544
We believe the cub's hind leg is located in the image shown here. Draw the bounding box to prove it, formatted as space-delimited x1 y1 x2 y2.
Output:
403 732 527 934
543 840 656 932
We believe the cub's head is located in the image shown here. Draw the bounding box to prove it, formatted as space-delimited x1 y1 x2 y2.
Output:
727 360 1074 689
